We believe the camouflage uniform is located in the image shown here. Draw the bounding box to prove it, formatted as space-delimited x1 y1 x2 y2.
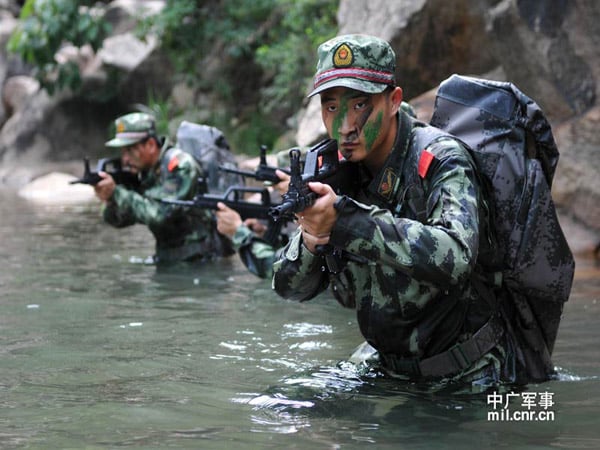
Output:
230 224 280 278
273 35 513 385
224 149 298 279
102 113 228 264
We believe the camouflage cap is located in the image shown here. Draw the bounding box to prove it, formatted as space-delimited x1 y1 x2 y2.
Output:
308 34 396 97
105 112 156 147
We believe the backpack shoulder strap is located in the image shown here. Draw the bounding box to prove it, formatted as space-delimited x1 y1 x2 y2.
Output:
398 123 456 223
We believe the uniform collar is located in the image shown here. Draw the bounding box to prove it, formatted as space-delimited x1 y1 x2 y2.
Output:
152 137 170 174
365 111 413 203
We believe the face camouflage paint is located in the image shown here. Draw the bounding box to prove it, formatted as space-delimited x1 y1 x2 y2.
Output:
329 91 381 153
362 109 383 153
330 97 348 143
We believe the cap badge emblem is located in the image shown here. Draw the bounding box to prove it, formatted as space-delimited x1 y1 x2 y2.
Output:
333 43 353 67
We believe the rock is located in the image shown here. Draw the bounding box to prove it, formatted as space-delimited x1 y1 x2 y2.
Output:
0 10 17 44
104 0 166 35
2 75 40 115
485 0 596 122
0 0 599 238
557 212 599 256
295 96 327 147
0 88 119 187
552 106 600 230
337 0 427 41
17 172 97 204
99 33 158 72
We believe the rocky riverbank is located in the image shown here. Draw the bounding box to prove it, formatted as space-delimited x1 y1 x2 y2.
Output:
1 0 599 248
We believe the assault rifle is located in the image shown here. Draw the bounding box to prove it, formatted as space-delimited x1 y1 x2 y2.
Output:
218 144 290 184
70 157 140 190
162 186 274 220
161 186 290 246
269 139 359 221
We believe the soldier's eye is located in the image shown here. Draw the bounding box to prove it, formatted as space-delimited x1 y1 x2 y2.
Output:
355 100 367 110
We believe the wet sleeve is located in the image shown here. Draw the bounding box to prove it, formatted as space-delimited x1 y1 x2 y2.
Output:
272 228 330 301
330 149 480 289
102 198 137 228
232 224 277 279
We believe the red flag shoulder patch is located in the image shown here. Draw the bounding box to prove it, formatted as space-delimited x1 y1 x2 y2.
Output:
418 150 435 179
168 156 180 172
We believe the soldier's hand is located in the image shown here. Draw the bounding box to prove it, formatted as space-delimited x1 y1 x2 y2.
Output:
273 169 291 195
297 182 337 253
244 218 267 238
215 202 243 238
94 172 116 202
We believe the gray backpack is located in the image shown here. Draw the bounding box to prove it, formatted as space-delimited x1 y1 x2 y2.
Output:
425 75 575 381
176 121 243 194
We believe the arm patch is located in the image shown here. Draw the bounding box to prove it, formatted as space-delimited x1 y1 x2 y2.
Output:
418 150 435 179
168 156 180 172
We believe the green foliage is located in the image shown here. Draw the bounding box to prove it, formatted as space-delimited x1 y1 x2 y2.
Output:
140 0 337 98
139 0 338 152
7 0 338 153
254 0 338 113
131 93 173 138
7 0 110 94
214 113 283 156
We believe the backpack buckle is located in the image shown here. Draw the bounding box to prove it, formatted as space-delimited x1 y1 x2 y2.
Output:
448 344 472 372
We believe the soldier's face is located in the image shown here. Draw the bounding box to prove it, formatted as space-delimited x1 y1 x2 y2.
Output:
320 86 401 164
121 143 142 170
122 139 153 170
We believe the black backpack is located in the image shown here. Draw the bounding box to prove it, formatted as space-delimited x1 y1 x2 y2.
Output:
422 75 575 381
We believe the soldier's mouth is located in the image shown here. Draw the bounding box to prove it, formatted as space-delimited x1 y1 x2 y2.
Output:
340 142 359 159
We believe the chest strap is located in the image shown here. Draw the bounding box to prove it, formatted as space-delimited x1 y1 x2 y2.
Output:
379 315 505 379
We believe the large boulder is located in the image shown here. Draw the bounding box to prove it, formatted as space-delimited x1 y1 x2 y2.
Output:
485 0 596 121
484 0 600 238
0 86 120 187
17 171 96 204
295 0 600 240
297 0 498 146
0 0 172 187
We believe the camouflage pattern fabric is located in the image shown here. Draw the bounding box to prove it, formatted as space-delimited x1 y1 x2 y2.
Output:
105 112 156 147
309 34 396 97
273 111 515 385
430 74 574 382
231 224 279 279
102 139 223 264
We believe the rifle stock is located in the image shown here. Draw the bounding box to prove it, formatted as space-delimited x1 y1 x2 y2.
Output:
161 186 291 247
161 186 275 221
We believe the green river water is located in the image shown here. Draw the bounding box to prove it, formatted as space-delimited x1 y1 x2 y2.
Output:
1 190 599 449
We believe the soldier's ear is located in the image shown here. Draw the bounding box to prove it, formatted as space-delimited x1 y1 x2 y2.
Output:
389 86 403 114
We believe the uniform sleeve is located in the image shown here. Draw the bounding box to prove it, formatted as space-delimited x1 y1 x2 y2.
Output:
330 146 480 289
110 153 200 228
272 228 331 301
232 224 278 279
102 199 137 227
